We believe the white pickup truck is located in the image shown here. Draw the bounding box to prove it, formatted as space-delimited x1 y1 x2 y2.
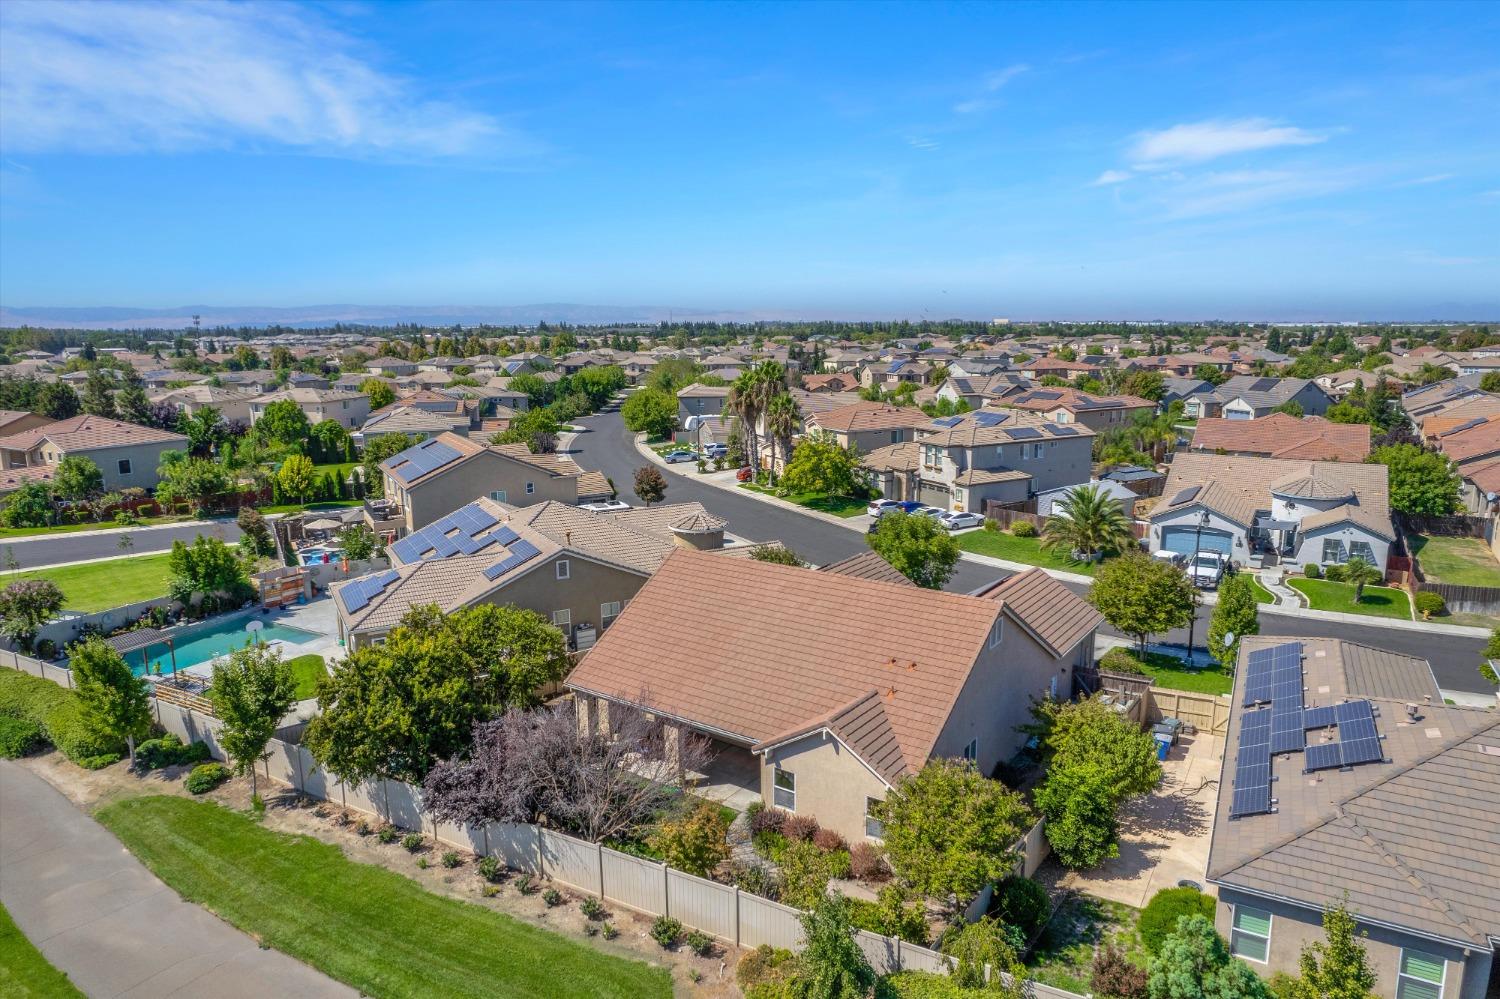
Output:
1187 551 1227 589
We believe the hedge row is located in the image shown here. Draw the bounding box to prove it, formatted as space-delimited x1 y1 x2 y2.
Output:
0 667 123 767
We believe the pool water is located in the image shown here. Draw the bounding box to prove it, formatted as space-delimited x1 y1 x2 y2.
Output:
126 617 322 677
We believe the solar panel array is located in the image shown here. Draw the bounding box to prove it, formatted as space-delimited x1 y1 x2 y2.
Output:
932 416 964 428
1230 642 1305 818
1168 484 1202 507
388 502 504 564
387 438 463 484
340 569 400 613
1232 708 1273 818
1008 426 1042 440
1047 425 1080 436
973 411 1009 427
482 538 542 580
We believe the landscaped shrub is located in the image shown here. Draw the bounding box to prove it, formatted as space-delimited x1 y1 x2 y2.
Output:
733 862 781 901
782 813 819 842
812 827 847 852
685 929 715 956
401 833 423 852
477 855 501 882
847 884 929 944
543 888 563 907
1415 591 1446 619
377 826 398 844
1091 945 1149 999
650 915 683 948
983 518 1000 533
1139 886 1216 953
184 762 230 794
826 849 852 880
77 753 122 770
355 818 372 836
581 896 606 920
778 840 834 909
880 970 975 998
516 874 537 895
737 945 803 997
752 828 789 861
1323 562 1347 582
1099 647 1148 676
441 851 461 868
0 715 45 758
849 842 890 882
1010 520 1038 538
602 922 619 940
992 876 1051 937
749 804 787 835
134 733 212 770
0 667 123 765
1304 563 1322 579
649 799 731 877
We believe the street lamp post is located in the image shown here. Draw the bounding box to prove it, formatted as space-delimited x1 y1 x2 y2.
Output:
1185 510 1210 665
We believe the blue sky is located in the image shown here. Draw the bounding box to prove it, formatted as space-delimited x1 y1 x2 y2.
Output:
1 0 1497 320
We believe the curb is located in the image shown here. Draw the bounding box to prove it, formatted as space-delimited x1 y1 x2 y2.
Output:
1259 602 1492 636
0 516 237 546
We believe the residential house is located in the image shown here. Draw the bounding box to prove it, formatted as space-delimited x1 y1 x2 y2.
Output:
150 386 258 426
816 549 914 586
935 373 1031 409
216 370 279 393
358 406 467 445
1016 357 1098 383
1190 414 1372 462
1159 377 1217 409
1402 377 1492 422
0 410 54 438
1185 376 1333 420
1149 453 1393 569
1454 354 1500 378
1314 369 1383 398
1034 479 1142 518
863 409 1094 513
368 359 419 377
335 497 681 651
1208 635 1499 999
1430 415 1500 516
801 373 861 393
806 401 930 453
859 359 934 389
566 552 1101 844
0 415 188 491
250 388 370 430
996 388 1156 432
374 432 610 535
676 383 732 426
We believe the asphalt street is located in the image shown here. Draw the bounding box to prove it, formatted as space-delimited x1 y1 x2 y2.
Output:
2 519 244 569
570 401 1495 694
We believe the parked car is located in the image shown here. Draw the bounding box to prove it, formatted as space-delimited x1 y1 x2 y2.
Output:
1152 549 1187 567
937 511 984 531
663 449 699 464
702 443 728 459
867 499 901 518
1187 551 1227 589
579 500 631 513
913 506 947 521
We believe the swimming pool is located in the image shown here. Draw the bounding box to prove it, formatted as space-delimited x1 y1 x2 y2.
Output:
125 615 322 677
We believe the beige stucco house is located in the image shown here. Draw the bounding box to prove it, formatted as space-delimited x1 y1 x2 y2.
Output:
250 387 371 430
0 414 189 492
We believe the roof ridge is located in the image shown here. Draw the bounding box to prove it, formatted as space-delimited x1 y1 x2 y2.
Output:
1335 807 1485 943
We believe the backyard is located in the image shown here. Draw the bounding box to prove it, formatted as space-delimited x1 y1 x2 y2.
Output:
286 654 328 700
1104 648 1233 695
96 795 673 999
0 902 83 998
1025 892 1145 994
1407 533 1500 588
956 528 1099 576
9 553 174 613
1288 578 1412 620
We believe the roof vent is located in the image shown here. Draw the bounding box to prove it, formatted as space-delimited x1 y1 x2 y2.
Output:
1405 703 1420 723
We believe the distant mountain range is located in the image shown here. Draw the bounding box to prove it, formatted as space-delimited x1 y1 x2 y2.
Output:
0 303 765 330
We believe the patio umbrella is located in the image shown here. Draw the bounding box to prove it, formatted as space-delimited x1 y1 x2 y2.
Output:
304 518 343 531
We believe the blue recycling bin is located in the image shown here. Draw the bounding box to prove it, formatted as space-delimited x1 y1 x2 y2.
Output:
1154 734 1172 760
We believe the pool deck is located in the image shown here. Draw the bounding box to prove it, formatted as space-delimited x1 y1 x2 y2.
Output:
157 598 343 680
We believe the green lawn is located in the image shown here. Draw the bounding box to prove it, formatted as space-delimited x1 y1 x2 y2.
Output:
257 499 364 515
0 514 192 540
286 654 327 700
310 462 360 479
10 553 174 614
1109 649 1234 695
1249 578 1276 605
738 483 866 518
956 529 1099 576
1028 894 1144 994
1288 578 1413 620
95 796 672 999
1407 534 1500 587
0 902 84 998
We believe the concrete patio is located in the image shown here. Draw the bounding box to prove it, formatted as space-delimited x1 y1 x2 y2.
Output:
687 742 762 812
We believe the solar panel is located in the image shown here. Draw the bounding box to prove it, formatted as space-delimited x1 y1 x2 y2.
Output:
1230 783 1271 818
453 532 487 556
1008 426 1042 440
1270 710 1305 754
1339 735 1384 767
1302 704 1337 729
1047 425 1079 436
490 526 520 546
389 534 425 564
481 539 542 581
1304 742 1342 772
933 416 963 428
973 411 1008 427
1335 699 1374 725
1168 484 1202 506
1249 377 1279 392
429 532 460 559
1231 709 1274 818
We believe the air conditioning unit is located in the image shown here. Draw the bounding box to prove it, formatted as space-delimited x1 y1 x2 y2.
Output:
574 624 597 651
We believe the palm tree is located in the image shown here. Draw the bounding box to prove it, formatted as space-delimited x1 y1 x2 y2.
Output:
727 371 763 472
1041 484 1137 561
1341 556 1382 602
764 392 802 484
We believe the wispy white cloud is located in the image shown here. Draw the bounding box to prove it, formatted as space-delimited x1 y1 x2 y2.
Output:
1091 170 1132 186
1128 118 1326 167
1151 168 1357 219
953 63 1029 113
1396 173 1454 186
0 1 517 159
906 136 940 150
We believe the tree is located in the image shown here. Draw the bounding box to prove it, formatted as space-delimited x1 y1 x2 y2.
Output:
1193 364 1228 386
866 511 960 589
1340 556 1382 602
69 636 152 766
1283 902 1377 999
338 523 379 561
650 800 731 877
308 419 351 463
1208 575 1259 668
81 371 117 418
1478 628 1499 687
634 465 667 506
1370 444 1460 516
166 535 251 609
749 544 806 567
764 392 802 479
1120 370 1166 402
180 406 226 457
212 643 297 798
942 916 1029 998
0 482 53 529
53 455 104 501
155 456 232 511
873 758 1032 904
620 387 678 439
37 381 80 419
255 399 310 449
1480 371 1500 393
1042 484 1138 560
1272 400 1305 418
116 373 153 425
1028 696 1162 868
277 454 316 502
793 895 877 999
307 604 569 786
0 579 65 652
1091 552 1197 654
361 432 415 498
361 378 396 411
236 507 275 558
780 431 863 498
1148 915 1272 999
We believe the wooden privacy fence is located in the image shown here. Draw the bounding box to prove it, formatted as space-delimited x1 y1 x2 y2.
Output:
146 699 1081 994
1147 688 1231 736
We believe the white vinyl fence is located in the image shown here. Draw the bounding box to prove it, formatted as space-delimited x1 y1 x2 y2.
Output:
2 649 75 687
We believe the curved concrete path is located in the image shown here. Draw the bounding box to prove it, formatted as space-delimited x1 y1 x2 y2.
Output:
0 761 354 999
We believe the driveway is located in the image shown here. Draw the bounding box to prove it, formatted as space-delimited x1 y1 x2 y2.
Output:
0 761 354 998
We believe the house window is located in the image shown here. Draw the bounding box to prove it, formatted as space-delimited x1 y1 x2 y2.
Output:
1349 540 1376 564
552 609 571 631
1229 905 1271 963
962 738 978 763
600 600 621 628
865 797 885 839
988 618 1003 648
1396 949 1446 999
525 481 535 495
117 458 132 475
1321 539 1347 564
773 768 796 810
891 430 904 444
556 559 570 580
489 489 507 503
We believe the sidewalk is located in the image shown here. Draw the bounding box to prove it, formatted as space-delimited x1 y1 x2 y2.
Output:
0 761 355 999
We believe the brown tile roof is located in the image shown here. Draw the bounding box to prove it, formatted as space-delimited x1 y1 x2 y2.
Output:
0 414 187 453
1462 455 1500 494
1434 415 1500 465
753 690 908 786
954 468 1031 486
379 432 487 485
361 406 464 436
801 373 860 392
493 443 586 478
918 408 1097 447
817 550 915 586
861 441 920 473
510 500 676 575
565 549 1004 772
810 401 930 434
611 502 717 541
0 410 39 434
1001 388 1155 415
974 568 1103 658
1207 636 1500 947
1154 453 1390 537
575 470 612 500
1418 395 1500 437
0 463 56 492
676 383 733 398
1190 414 1372 462
256 387 364 404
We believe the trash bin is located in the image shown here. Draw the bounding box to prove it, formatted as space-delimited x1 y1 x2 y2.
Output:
1154 734 1172 760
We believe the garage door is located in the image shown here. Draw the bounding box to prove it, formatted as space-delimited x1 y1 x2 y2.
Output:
1161 525 1233 556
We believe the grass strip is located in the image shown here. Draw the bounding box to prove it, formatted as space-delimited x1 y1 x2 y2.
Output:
0 901 85 998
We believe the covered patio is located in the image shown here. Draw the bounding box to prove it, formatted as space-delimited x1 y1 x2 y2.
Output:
686 741 761 813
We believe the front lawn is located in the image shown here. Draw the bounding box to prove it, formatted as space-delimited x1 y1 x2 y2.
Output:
1027 892 1144 994
1104 648 1234 695
0 514 192 540
1249 578 1276 605
10 553 174 614
1288 578 1412 620
286 654 327 700
1407 534 1500 587
956 529 1099 576
96 795 672 999
0 902 83 998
